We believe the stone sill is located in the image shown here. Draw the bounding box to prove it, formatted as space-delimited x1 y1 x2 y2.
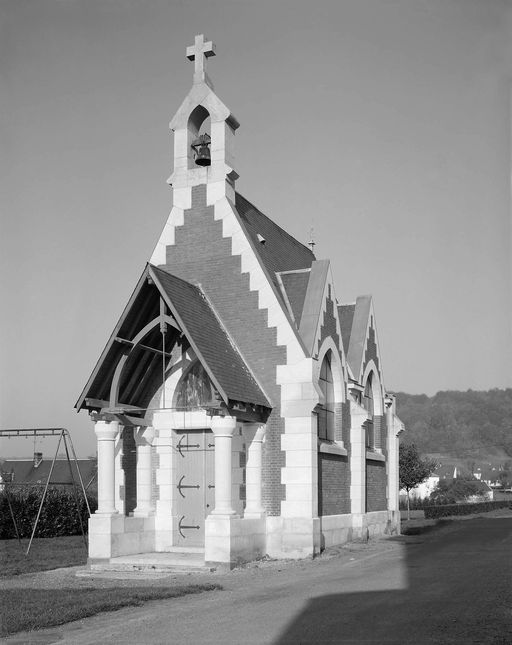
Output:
318 441 348 457
366 450 385 462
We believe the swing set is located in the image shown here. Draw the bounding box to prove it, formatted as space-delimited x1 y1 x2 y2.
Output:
0 428 91 555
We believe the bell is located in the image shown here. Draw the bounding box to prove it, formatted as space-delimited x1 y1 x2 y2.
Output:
191 133 211 167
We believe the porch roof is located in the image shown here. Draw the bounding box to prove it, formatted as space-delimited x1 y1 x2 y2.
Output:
75 264 271 414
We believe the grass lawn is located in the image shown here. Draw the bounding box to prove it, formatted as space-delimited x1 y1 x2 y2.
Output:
1 536 221 636
1 535 88 577
0 584 221 637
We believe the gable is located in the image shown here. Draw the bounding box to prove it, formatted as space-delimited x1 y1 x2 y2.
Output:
277 269 311 326
76 264 271 415
338 304 355 356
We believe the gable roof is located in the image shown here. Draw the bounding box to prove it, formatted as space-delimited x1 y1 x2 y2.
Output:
151 266 270 407
346 295 372 381
76 264 270 413
234 193 315 287
298 260 331 356
338 304 355 356
277 269 311 326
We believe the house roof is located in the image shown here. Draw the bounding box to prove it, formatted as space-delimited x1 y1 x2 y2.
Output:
76 264 270 412
0 459 96 489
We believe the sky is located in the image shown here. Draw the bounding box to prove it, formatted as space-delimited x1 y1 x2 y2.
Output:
1 0 511 458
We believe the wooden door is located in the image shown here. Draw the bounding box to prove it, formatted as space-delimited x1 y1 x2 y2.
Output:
174 430 214 547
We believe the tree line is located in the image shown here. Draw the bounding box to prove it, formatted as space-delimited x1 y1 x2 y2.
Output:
394 388 512 459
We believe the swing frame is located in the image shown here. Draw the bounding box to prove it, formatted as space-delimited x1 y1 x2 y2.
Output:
0 428 91 554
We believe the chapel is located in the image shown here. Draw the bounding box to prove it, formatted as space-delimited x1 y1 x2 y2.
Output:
76 35 404 569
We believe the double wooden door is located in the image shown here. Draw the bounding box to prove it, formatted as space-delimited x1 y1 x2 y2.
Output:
174 430 215 547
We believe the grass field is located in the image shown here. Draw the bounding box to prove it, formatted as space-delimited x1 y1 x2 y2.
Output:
0 584 220 637
1 536 221 637
1 535 88 577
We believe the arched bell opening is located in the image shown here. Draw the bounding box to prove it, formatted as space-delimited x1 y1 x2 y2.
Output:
187 104 211 169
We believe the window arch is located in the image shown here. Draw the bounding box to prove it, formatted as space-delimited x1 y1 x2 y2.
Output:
318 350 335 441
363 372 375 449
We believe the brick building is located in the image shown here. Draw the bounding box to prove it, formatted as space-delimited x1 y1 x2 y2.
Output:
76 35 404 569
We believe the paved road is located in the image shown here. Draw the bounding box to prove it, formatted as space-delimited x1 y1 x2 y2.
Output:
6 516 512 644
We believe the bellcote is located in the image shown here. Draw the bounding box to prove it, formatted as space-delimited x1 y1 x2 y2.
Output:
168 35 240 196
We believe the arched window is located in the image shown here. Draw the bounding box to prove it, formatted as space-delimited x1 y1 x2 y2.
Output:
175 362 215 409
363 372 374 449
318 351 335 441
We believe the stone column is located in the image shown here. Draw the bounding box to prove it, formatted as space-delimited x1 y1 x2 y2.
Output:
349 399 368 535
133 426 155 518
244 423 266 518
211 415 237 516
95 419 119 515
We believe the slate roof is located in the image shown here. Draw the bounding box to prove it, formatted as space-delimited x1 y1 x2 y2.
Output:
338 304 356 356
278 270 311 325
234 193 315 288
0 459 96 489
151 266 270 408
346 296 372 380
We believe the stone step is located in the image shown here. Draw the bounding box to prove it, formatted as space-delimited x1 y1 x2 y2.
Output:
79 550 212 576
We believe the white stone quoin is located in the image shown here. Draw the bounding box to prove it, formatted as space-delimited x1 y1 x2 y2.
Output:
94 419 119 515
350 400 368 532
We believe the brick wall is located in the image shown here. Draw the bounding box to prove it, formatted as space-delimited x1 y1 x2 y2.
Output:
122 426 137 515
366 459 387 512
163 186 288 515
318 453 350 516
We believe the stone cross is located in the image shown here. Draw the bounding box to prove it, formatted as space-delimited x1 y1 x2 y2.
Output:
186 34 216 85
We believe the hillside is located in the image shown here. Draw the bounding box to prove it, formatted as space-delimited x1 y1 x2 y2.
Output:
394 389 512 461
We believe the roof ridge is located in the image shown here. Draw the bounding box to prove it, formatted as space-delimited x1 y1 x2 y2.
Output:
235 192 316 259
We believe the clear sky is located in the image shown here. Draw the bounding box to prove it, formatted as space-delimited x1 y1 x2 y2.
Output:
1 0 511 458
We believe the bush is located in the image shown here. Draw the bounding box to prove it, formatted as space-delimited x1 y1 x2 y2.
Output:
423 500 512 519
0 487 97 539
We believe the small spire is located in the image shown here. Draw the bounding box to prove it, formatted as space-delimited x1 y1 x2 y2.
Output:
308 227 316 253
186 34 216 87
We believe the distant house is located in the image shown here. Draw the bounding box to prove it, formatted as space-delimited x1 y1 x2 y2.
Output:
0 452 96 493
403 464 457 500
473 464 504 488
466 480 493 502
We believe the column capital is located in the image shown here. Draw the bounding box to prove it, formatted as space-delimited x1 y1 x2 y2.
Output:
94 419 120 441
211 415 237 437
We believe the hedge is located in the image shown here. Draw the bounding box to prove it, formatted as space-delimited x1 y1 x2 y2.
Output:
423 500 512 519
0 487 97 539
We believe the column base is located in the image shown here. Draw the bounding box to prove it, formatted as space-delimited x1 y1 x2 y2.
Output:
94 509 118 516
243 510 266 519
205 516 265 568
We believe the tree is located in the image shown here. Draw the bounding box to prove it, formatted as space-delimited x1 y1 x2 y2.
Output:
430 479 486 505
399 444 437 519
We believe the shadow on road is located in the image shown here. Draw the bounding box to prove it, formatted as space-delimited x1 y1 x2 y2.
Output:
274 518 512 645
